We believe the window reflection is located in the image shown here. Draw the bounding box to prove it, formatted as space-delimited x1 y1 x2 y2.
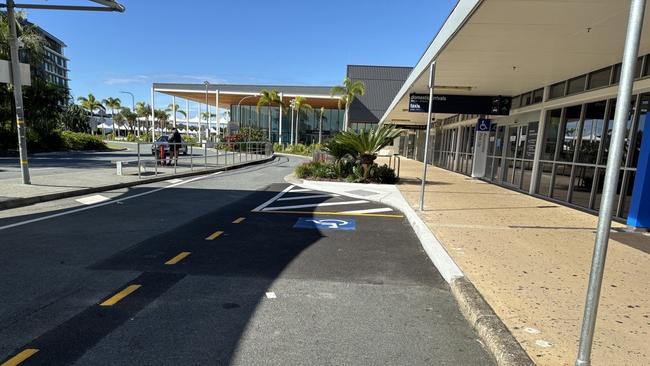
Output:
552 164 572 201
577 101 606 164
559 106 582 162
570 166 595 208
542 109 561 160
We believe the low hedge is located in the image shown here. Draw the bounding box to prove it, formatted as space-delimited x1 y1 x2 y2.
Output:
61 131 108 151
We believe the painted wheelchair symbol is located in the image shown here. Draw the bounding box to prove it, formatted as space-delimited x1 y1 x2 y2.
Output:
305 219 349 229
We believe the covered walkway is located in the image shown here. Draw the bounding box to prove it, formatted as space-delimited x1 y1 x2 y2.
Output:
383 156 650 366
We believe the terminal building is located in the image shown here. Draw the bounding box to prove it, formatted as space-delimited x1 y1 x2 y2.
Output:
153 65 410 144
380 0 650 228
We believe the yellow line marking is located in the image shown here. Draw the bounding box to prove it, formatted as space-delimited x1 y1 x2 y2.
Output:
232 217 246 224
253 210 404 218
165 251 191 265
1 349 39 366
20 160 28 165
205 230 224 240
16 119 25 125
100 284 141 306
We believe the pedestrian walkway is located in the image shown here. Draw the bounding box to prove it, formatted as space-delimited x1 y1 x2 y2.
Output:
383 157 650 366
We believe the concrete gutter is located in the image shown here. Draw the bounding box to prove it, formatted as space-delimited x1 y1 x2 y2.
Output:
0 155 276 211
284 174 535 366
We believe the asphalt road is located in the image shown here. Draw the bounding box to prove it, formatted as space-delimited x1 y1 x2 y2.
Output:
0 141 235 180
0 156 494 365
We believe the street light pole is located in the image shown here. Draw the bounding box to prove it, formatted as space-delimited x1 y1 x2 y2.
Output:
119 90 135 136
204 81 210 142
575 0 646 365
419 61 436 211
6 0 30 184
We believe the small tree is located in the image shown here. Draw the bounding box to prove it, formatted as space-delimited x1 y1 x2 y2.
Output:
257 89 284 142
102 97 121 137
330 77 366 131
292 96 312 145
331 124 403 179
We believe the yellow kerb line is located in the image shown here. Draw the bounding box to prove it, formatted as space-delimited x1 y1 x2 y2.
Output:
253 210 404 218
165 252 191 265
205 231 224 240
100 284 142 306
1 349 39 366
232 217 246 224
20 160 28 165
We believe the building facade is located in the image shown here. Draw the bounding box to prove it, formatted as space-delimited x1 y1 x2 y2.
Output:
380 0 650 227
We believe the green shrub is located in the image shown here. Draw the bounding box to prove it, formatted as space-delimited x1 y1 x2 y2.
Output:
369 164 397 184
295 161 318 178
61 131 108 151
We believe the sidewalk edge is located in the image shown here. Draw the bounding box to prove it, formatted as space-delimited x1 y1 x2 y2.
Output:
0 156 276 211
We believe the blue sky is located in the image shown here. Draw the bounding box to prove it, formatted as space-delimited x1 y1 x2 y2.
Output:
26 0 456 112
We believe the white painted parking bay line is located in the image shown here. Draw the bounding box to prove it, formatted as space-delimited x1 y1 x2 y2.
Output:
251 185 294 212
340 207 394 214
75 195 110 205
265 292 277 299
289 188 312 193
261 200 368 211
277 194 339 201
166 178 183 184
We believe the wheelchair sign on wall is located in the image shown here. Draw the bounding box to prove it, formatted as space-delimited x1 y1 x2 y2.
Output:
294 218 356 231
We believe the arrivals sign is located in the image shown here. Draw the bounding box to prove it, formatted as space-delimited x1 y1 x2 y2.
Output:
408 93 511 115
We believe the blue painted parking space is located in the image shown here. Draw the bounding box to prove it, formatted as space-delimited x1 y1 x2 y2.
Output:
293 217 356 231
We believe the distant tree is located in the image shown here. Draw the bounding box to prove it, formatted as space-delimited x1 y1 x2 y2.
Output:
166 103 186 127
257 89 284 142
58 104 90 133
292 96 312 145
135 101 151 138
77 93 105 115
330 77 366 130
102 97 121 137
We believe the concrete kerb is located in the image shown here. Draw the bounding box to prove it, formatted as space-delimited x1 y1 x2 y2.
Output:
0 155 276 211
284 174 535 366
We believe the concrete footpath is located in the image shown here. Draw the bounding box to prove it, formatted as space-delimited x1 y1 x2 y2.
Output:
386 157 650 366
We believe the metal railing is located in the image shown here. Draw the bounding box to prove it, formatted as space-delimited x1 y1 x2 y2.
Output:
116 141 272 178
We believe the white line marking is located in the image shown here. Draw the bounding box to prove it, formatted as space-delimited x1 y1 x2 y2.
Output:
251 185 294 212
535 340 553 348
340 207 393 214
261 200 368 211
75 194 110 205
265 292 277 299
0 172 224 231
289 188 312 193
166 178 183 184
277 194 339 201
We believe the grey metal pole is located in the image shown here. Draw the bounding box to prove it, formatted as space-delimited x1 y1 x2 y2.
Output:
172 95 177 128
137 142 141 179
7 0 30 184
279 92 284 145
419 61 436 211
575 1 645 365
185 99 190 139
150 87 155 143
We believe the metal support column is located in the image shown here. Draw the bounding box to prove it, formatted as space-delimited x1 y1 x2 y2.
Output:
6 0 30 184
575 0 646 365
279 92 284 144
150 87 155 142
172 95 177 128
215 90 220 142
419 61 436 211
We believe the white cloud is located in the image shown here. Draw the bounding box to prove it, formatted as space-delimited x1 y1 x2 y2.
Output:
103 73 227 85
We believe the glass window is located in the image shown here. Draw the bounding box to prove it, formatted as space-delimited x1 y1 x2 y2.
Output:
558 105 582 162
495 126 506 156
571 166 595 208
542 109 562 160
521 93 532 106
532 89 544 104
588 67 611 90
621 171 636 218
631 94 649 167
506 126 518 158
552 164 572 201
516 126 527 159
593 168 623 212
600 97 636 165
537 163 554 195
567 75 586 95
511 95 521 109
549 82 565 99
577 101 606 164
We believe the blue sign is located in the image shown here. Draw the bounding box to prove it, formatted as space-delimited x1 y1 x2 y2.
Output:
476 118 492 132
294 218 356 231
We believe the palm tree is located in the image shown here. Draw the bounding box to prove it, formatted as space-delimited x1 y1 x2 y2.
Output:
292 96 312 145
166 103 186 127
119 107 137 135
201 111 216 138
102 97 121 138
77 94 105 134
332 124 403 180
135 102 152 138
256 89 284 142
330 77 366 131
318 107 327 144
77 93 105 115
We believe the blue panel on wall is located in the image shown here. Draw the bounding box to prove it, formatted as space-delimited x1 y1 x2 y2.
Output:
627 113 650 228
